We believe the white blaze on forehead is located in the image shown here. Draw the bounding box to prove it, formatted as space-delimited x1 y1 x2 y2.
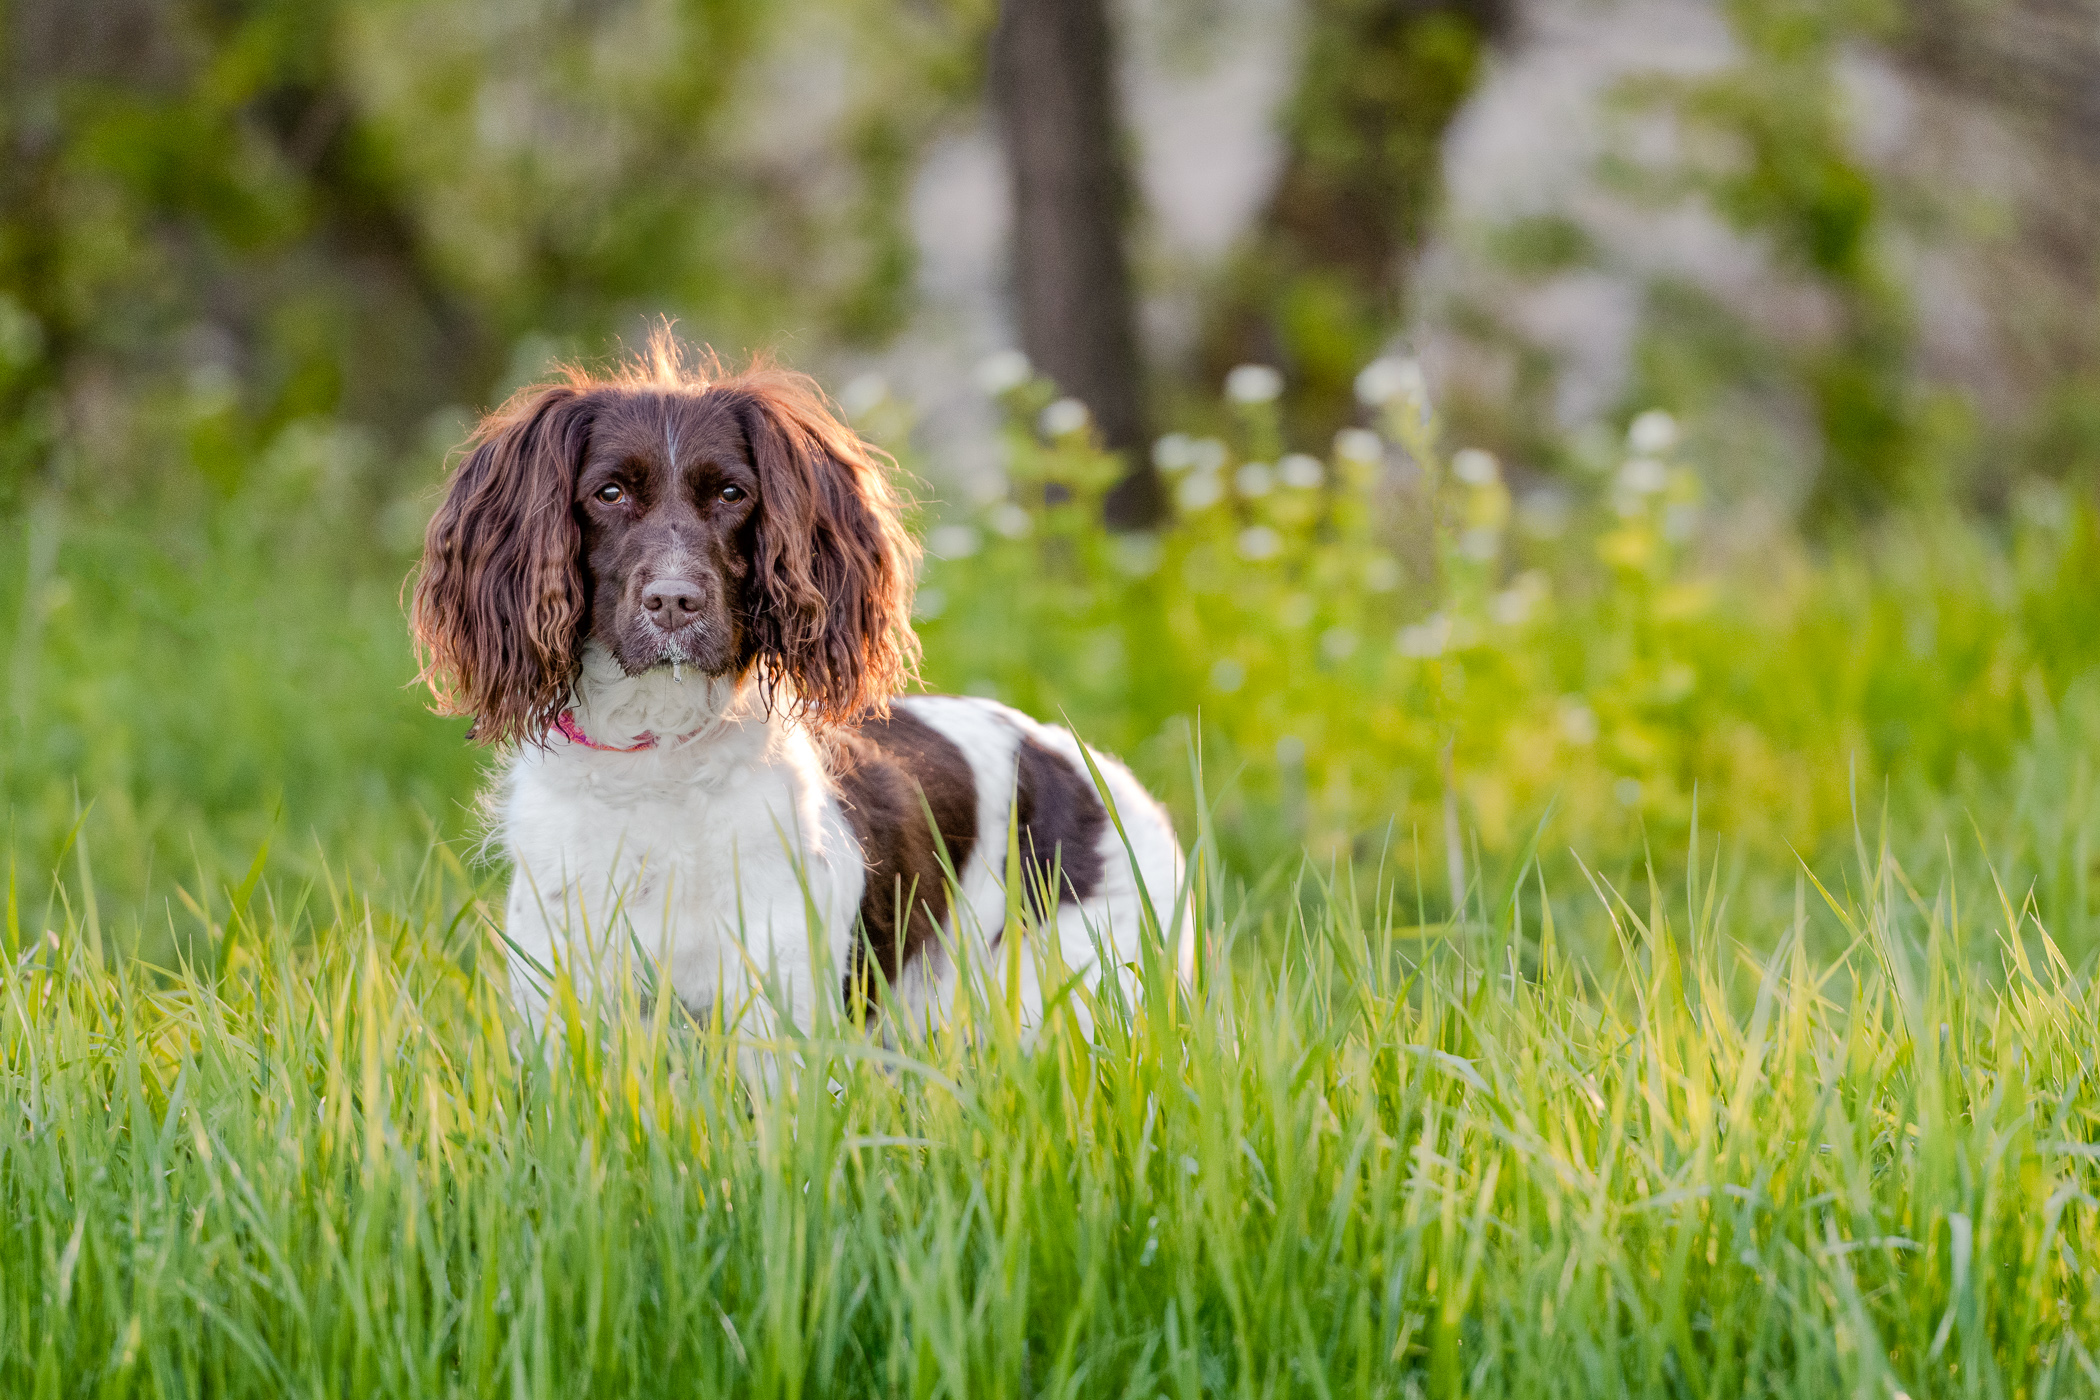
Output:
664 414 679 467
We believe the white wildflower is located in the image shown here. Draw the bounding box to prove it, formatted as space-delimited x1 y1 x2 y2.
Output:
1236 525 1282 560
973 349 1031 396
1452 448 1500 487
1278 454 1325 489
926 524 981 560
1111 533 1163 577
1225 363 1284 404
1152 433 1195 472
1459 526 1500 561
1627 409 1680 455
1177 471 1226 512
1355 355 1426 408
1618 457 1668 494
1334 428 1383 465
1039 397 1090 438
1234 462 1274 497
1397 614 1452 658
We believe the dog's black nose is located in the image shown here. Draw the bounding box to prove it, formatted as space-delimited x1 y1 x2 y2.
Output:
640 578 705 632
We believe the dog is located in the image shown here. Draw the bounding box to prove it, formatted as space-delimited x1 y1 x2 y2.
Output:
411 342 1187 1040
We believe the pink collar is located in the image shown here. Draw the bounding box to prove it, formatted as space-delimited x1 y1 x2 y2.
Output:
553 709 660 752
552 708 723 752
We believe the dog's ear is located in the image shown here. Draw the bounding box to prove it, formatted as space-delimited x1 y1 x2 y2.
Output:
730 373 919 726
412 385 596 746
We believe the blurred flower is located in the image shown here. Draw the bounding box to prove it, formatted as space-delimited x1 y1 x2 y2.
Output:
974 349 1032 395
1177 471 1226 512
1452 448 1499 486
1459 526 1500 561
1517 489 1571 539
1334 428 1383 464
1190 437 1229 472
1278 454 1324 489
989 503 1034 539
1320 626 1358 661
1279 594 1315 627
1491 571 1549 626
1355 355 1425 408
839 372 888 418
1627 409 1680 454
1237 525 1282 560
1234 461 1274 497
1559 698 1599 745
963 470 1007 505
1363 555 1402 592
2016 480 2069 530
913 586 946 620
1208 657 1246 693
1275 734 1307 767
1040 397 1091 437
1618 457 1668 494
1226 364 1284 404
1614 777 1644 808
926 524 981 559
1112 533 1163 577
1396 613 1452 658
1153 432 1195 472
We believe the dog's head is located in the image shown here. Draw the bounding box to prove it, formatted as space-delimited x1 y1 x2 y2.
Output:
411 344 919 745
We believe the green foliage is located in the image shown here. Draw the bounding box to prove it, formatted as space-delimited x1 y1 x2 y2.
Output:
0 0 973 507
1611 0 1925 521
915 369 2100 949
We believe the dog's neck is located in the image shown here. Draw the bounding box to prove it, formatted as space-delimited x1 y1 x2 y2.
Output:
563 642 761 751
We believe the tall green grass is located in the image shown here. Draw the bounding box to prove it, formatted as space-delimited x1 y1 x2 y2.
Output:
3 823 2096 1397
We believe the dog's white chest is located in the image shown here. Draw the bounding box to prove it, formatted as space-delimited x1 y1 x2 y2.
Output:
496 712 863 1024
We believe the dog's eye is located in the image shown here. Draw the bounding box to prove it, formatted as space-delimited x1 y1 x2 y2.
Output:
594 484 625 504
719 484 747 503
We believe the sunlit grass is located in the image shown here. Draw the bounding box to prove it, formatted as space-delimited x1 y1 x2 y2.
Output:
4 813 2097 1397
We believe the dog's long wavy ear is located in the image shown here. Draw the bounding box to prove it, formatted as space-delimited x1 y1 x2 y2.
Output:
412 385 596 747
731 372 920 727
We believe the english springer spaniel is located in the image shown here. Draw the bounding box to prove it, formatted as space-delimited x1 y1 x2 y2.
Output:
412 345 1186 1039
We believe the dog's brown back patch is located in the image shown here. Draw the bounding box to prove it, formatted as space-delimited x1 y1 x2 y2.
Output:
829 707 979 1009
1012 735 1108 923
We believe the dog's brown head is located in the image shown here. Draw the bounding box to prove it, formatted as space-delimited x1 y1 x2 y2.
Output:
411 341 919 746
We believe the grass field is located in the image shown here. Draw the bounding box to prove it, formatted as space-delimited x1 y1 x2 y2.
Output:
6 384 2100 1395
5 827 2098 1397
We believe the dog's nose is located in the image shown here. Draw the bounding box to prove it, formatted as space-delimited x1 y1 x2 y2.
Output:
640 578 705 632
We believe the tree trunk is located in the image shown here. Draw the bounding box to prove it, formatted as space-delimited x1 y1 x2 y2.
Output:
1198 0 1507 449
990 0 1163 528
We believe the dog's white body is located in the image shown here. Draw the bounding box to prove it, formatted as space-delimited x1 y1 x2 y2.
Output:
497 646 1187 1037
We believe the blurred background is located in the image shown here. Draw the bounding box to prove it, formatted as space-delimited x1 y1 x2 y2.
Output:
8 0 2100 959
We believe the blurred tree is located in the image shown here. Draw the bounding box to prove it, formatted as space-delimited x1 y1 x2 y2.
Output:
0 0 954 510
990 0 1163 528
1197 0 1508 448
